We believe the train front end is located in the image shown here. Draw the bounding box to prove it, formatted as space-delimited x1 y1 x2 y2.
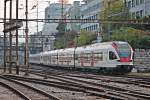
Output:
112 41 134 74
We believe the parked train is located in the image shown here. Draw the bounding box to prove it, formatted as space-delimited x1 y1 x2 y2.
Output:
29 41 134 74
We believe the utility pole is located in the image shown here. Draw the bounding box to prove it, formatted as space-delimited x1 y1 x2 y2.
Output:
3 0 7 73
37 0 39 34
16 0 19 74
61 0 64 20
9 0 13 74
3 0 22 74
25 0 29 76
107 0 111 40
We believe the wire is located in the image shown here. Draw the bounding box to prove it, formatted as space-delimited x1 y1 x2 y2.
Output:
0 18 150 24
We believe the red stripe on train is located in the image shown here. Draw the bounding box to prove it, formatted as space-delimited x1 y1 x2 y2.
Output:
119 57 131 62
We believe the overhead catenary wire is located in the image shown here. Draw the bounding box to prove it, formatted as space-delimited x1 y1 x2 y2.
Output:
0 18 150 24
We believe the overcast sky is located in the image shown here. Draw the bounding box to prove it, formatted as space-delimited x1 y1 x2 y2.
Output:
0 0 81 34
0 0 81 42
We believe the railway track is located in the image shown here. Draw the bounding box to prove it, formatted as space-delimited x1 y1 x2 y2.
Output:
0 75 61 100
2 65 150 99
3 74 124 100
66 73 150 88
21 65 150 88
3 72 150 100
0 83 24 100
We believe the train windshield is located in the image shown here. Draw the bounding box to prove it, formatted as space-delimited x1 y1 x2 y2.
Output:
116 43 131 58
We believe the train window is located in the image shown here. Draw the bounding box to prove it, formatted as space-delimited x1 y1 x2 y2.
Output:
75 54 78 60
98 53 103 61
109 51 117 60
93 53 103 61
115 43 131 57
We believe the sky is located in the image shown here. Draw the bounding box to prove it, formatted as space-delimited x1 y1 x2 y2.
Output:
0 0 82 42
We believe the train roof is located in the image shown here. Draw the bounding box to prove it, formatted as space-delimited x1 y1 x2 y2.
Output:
30 41 129 56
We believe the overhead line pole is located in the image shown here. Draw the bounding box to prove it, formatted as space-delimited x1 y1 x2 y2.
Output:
16 0 19 75
3 0 7 73
9 0 13 74
37 0 39 33
25 0 29 76
61 0 64 20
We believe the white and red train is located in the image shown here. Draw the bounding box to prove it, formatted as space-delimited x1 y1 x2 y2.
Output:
29 41 134 74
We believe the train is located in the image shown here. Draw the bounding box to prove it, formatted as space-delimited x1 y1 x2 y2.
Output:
29 41 134 74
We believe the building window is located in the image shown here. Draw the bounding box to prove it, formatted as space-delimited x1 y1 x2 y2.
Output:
95 14 98 19
132 0 135 7
128 1 131 9
140 0 144 4
48 15 50 18
136 0 139 5
95 24 98 30
140 10 144 17
132 12 136 19
136 11 140 19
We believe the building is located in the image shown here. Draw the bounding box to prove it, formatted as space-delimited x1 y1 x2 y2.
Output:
80 0 104 42
44 3 71 34
80 0 103 34
29 31 43 54
127 0 150 19
65 1 81 32
42 3 71 51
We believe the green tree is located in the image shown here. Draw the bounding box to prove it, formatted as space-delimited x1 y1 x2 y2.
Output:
54 30 78 49
54 36 66 49
74 30 96 46
54 21 67 49
100 0 129 39
56 22 67 35
138 36 150 49
111 27 150 48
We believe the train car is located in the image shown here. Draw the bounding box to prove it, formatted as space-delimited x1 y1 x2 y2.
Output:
29 41 134 74
29 53 42 65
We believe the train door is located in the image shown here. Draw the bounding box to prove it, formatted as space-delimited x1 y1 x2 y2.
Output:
107 51 118 67
101 50 109 67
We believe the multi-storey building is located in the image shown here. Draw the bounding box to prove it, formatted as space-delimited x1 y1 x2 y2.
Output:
65 1 81 32
80 0 103 33
44 3 71 34
29 31 43 54
127 0 150 19
42 3 71 51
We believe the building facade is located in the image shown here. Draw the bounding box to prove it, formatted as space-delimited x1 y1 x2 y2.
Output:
42 3 71 51
29 31 43 54
80 0 103 33
44 3 71 34
127 0 150 19
65 1 81 32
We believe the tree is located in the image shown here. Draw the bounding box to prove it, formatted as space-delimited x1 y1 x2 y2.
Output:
74 30 96 46
111 27 150 48
56 22 67 36
54 21 67 49
54 30 78 49
100 0 130 39
138 36 150 49
54 36 66 49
